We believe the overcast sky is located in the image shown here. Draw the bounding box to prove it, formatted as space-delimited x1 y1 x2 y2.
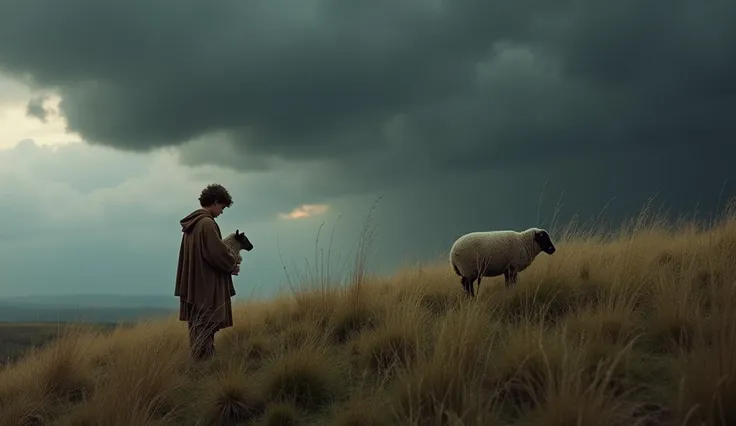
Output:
0 0 733 299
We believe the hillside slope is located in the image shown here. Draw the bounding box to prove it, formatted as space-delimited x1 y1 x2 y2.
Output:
1 204 735 426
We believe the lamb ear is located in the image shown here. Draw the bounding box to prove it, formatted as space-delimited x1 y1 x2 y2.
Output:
235 229 240 235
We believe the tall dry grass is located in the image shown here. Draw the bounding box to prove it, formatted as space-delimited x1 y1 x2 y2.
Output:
1 198 735 426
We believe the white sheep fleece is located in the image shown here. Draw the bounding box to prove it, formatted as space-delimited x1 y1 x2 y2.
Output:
223 233 247 264
449 228 543 279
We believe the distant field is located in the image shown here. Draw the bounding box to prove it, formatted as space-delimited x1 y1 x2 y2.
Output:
0 302 176 323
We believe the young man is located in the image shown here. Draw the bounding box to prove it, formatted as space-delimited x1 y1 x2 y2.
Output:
174 183 240 361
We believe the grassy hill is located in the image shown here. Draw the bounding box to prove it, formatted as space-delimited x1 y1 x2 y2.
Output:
1 202 735 426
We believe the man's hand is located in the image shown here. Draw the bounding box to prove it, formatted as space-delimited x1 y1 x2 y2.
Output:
232 263 241 276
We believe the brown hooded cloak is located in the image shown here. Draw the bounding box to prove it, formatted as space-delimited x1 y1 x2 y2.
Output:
175 208 238 330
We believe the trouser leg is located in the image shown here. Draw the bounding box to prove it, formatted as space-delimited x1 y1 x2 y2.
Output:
204 326 216 358
188 316 218 361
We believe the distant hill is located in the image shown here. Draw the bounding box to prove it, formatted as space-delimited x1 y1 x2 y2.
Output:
0 294 178 308
0 294 177 323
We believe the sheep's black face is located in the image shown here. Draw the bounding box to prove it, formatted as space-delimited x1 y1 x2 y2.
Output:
534 230 556 255
234 229 254 251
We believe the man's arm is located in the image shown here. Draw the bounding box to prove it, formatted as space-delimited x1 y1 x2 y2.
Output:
199 218 238 273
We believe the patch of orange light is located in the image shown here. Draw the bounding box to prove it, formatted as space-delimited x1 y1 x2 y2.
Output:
278 204 329 220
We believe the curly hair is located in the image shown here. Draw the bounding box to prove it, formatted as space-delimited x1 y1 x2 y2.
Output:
198 183 234 208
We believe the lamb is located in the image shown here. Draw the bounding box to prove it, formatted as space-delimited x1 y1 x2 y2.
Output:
449 228 556 297
222 229 254 264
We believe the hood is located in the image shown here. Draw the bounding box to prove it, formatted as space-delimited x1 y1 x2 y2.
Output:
180 208 212 234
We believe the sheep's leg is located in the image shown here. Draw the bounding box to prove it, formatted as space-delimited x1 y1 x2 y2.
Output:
504 267 518 287
461 277 474 297
475 276 482 297
465 275 478 297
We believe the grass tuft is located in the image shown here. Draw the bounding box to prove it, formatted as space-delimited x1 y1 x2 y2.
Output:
260 402 299 426
260 345 342 411
198 361 265 425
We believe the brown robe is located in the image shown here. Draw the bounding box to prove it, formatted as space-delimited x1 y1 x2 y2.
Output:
174 208 238 330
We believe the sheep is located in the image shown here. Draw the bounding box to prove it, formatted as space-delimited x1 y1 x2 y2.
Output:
449 228 556 297
222 229 254 264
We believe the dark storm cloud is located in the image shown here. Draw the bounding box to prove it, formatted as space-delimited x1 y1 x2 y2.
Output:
0 0 733 207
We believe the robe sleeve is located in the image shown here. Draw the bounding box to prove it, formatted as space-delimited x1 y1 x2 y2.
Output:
199 218 237 273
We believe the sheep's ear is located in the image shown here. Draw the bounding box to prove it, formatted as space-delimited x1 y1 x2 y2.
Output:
235 229 240 235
